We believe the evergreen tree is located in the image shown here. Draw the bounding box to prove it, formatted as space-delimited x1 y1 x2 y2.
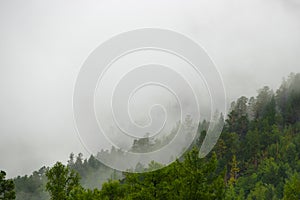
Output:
0 171 15 200
45 162 80 200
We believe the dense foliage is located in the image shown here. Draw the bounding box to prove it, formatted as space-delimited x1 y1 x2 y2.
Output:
2 72 300 199
0 171 15 200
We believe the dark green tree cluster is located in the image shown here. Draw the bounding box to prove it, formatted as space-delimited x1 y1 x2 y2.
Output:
0 170 15 200
45 148 225 200
13 153 120 200
67 153 120 189
214 73 300 199
45 162 80 200
14 167 49 200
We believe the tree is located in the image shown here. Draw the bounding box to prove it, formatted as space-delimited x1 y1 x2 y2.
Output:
254 86 274 120
228 155 239 185
276 73 300 125
283 173 300 200
100 180 125 200
243 129 261 166
45 162 80 200
122 148 225 200
68 187 100 200
67 153 75 167
0 171 15 200
246 181 273 200
226 96 249 137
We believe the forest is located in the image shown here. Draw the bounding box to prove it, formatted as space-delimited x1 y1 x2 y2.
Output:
1 73 300 200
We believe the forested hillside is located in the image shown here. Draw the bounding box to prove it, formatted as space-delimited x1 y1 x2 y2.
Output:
1 73 300 200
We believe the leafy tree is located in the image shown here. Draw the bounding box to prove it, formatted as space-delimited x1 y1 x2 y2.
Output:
177 150 225 200
122 148 225 200
226 96 249 137
68 187 101 200
283 173 300 200
67 153 75 167
0 171 15 200
45 162 80 200
246 181 277 200
276 73 300 125
254 86 274 120
100 180 125 200
14 166 49 200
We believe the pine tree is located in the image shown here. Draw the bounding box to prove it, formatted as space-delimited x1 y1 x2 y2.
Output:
228 155 239 185
45 162 80 200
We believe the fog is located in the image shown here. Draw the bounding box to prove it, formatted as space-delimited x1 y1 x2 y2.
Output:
0 0 300 177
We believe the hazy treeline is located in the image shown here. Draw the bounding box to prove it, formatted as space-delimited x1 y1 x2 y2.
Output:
1 73 300 199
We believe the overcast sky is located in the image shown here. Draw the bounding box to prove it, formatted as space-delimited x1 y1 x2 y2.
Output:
0 0 300 178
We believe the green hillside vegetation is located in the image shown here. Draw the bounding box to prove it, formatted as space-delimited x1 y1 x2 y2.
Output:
1 72 300 199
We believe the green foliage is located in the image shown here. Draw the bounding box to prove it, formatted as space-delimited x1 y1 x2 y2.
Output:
121 148 225 200
246 181 277 200
283 173 300 200
0 171 15 200
228 155 239 185
42 148 225 200
14 166 49 200
100 180 125 200
68 187 101 200
45 162 80 200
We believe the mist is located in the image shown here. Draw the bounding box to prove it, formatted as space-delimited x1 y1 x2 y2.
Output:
0 0 300 177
